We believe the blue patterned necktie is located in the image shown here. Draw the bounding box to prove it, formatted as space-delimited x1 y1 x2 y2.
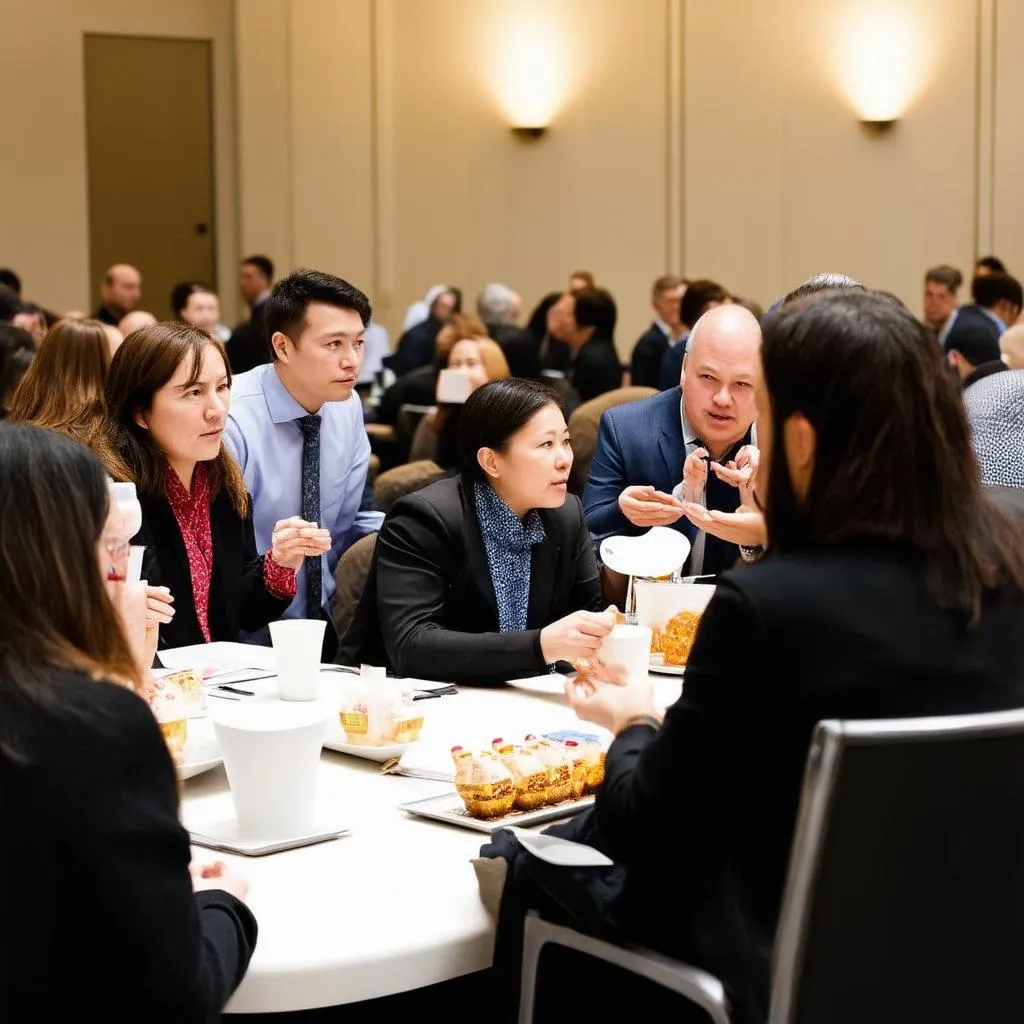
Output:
298 414 323 619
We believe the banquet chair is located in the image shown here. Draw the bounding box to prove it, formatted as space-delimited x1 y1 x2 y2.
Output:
373 459 446 514
408 410 439 463
330 533 377 641
520 708 1024 1024
567 386 657 494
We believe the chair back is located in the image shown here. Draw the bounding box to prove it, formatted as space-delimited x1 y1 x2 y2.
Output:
372 459 446 514
330 533 377 641
567 386 657 493
409 411 440 463
770 709 1024 1024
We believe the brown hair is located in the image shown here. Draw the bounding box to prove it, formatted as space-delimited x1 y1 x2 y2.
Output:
434 313 489 365
0 425 143 758
95 322 248 517
434 336 512 434
571 270 596 289
8 319 110 444
762 289 1024 621
925 265 963 293
651 274 684 298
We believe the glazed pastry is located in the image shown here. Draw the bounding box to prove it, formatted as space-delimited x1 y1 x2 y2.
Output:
524 735 573 804
575 737 606 793
492 738 550 811
148 679 188 761
562 740 588 800
163 668 205 713
451 747 516 819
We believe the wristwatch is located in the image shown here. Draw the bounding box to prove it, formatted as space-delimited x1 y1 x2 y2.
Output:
739 544 765 563
619 713 663 734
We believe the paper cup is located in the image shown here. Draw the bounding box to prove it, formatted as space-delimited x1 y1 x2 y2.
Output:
211 700 327 838
269 619 327 701
127 546 145 584
598 624 653 684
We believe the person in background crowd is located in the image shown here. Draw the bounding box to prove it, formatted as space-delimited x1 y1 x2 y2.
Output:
585 304 763 575
101 324 124 359
533 291 573 375
0 323 35 417
171 282 230 343
570 270 596 291
95 264 142 326
385 286 460 377
339 378 611 685
402 284 449 333
225 269 383 655
944 310 1008 389
229 255 275 375
975 255 1007 278
96 322 328 650
358 318 391 386
0 424 258 1021
118 309 158 337
548 287 622 406
0 284 21 322
484 289 1024 1024
968 272 1023 333
1001 323 1024 369
964 369 1024 495
12 302 46 344
732 295 765 322
656 279 730 390
429 332 511 471
923 264 962 341
0 267 21 297
8 319 110 445
477 282 540 379
629 275 687 389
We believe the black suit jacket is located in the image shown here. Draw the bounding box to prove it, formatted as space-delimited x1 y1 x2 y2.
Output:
629 323 668 389
227 298 271 375
137 487 290 649
570 335 623 404
1 670 256 1019
593 543 1024 1022
338 474 603 685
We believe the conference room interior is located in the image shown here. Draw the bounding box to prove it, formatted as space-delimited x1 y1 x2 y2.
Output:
3 1 1024 1023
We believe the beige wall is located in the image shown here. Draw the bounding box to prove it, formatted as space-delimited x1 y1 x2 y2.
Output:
993 0 1024 279
0 0 238 320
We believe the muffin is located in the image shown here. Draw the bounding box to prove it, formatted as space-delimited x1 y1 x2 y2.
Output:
163 668 205 714
148 679 188 762
562 740 589 800
451 747 516 819
524 735 573 805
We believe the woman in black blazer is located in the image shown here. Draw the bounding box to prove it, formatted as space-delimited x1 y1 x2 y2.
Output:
0 424 257 1020
96 322 329 649
339 378 612 685
484 291 1024 1023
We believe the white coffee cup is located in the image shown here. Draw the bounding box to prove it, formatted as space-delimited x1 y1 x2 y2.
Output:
127 545 145 585
269 619 327 701
598 624 653 684
211 699 327 838
436 367 473 404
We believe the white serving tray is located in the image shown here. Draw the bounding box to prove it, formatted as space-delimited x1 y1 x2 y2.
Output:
400 792 594 834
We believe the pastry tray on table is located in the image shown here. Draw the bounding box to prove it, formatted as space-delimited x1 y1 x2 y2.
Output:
400 792 594 834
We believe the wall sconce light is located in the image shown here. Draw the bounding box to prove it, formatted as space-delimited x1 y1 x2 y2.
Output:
859 118 897 137
510 126 548 142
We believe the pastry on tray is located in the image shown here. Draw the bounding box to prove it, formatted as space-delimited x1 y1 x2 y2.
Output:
148 679 188 762
162 667 205 713
523 735 573 805
451 747 517 819
492 738 550 811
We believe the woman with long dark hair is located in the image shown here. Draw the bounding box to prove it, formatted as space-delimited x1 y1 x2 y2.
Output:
485 290 1024 1023
0 424 257 1019
95 321 329 648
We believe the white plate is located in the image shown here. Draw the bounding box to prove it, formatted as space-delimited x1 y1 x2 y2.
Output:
323 736 417 762
649 661 687 677
506 674 570 697
599 527 690 579
401 792 595 834
188 816 350 857
177 732 223 781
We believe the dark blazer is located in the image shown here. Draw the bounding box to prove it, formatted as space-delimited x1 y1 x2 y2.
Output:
629 323 669 389
570 335 623 404
1 669 257 1020
383 317 441 377
227 298 271 375
137 486 291 649
337 474 603 685
582 387 749 577
657 336 686 390
593 544 1024 1022
488 322 542 380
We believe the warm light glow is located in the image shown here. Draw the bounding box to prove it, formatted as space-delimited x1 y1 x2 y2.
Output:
491 6 570 129
836 5 923 122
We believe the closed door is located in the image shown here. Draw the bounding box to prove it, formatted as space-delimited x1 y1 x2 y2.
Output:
84 34 216 321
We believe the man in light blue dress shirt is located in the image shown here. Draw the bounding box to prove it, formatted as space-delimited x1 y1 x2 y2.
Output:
225 269 383 646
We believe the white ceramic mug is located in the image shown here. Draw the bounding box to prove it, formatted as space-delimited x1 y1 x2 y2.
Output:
269 619 327 701
211 699 327 838
598 624 653 684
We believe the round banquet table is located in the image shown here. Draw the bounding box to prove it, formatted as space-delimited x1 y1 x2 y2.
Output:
181 672 681 1015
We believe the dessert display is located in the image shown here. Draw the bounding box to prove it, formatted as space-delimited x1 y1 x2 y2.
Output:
451 747 517 819
162 667 205 713
450 733 607 820
651 609 704 666
148 678 188 762
338 672 425 747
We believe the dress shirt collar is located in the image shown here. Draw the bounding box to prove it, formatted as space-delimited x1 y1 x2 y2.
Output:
655 317 688 346
264 364 322 425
